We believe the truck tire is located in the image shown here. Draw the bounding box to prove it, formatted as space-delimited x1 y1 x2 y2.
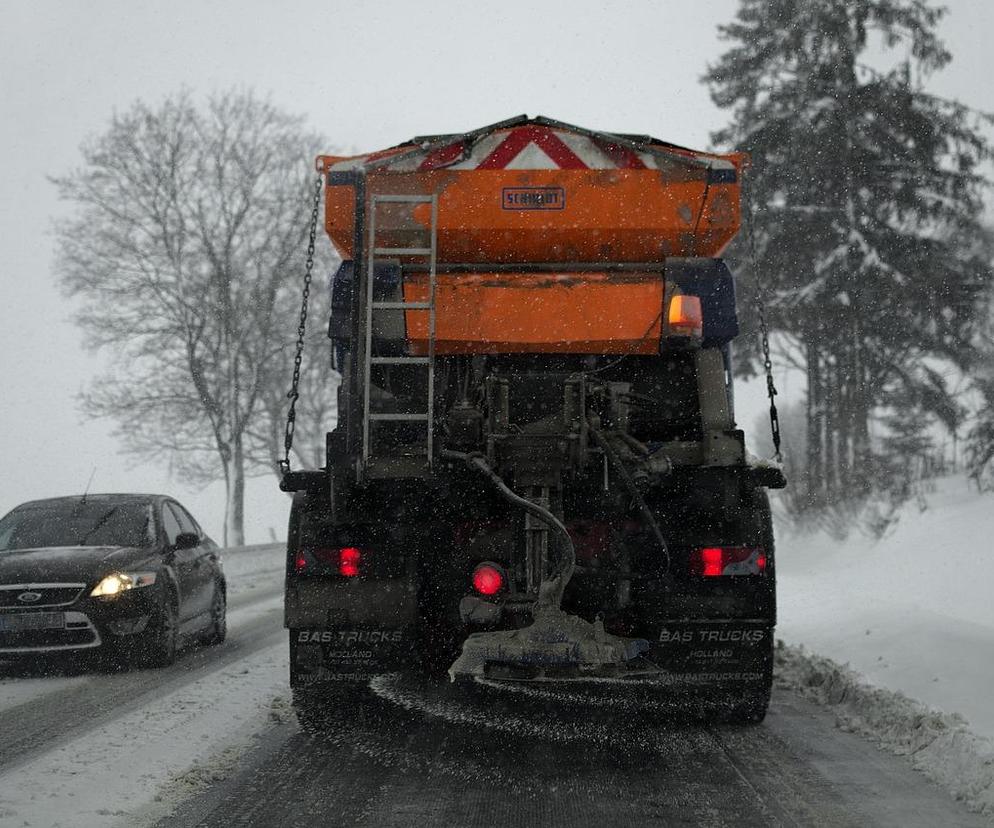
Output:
726 635 774 724
292 684 367 733
414 602 461 677
291 687 327 732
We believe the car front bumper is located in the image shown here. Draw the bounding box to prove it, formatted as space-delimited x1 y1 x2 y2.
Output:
0 586 161 655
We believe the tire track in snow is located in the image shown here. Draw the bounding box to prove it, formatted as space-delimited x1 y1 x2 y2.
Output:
168 677 992 828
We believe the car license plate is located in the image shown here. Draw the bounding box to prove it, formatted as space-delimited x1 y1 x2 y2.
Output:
0 612 65 633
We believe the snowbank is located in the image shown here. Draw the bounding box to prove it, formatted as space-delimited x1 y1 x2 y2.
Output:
219 542 285 603
776 643 994 816
776 474 994 740
775 473 994 815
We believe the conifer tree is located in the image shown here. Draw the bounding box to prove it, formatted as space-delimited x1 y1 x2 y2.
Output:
708 0 992 520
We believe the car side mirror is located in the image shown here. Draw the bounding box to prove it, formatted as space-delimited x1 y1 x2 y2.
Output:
174 532 200 551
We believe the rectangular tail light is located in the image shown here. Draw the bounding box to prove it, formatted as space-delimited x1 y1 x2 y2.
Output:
293 546 365 577
690 546 767 577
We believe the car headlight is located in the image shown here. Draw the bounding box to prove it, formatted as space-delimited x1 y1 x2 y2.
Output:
90 572 157 597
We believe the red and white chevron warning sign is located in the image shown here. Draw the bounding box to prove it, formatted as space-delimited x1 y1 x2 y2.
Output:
330 125 679 172
415 125 647 170
325 117 735 177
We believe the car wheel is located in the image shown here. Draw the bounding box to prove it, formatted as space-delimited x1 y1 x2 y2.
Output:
202 581 227 646
140 590 179 668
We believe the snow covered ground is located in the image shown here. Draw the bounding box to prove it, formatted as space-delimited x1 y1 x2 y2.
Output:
775 473 994 816
3 491 994 825
0 544 288 828
0 627 288 828
776 642 994 817
776 473 994 741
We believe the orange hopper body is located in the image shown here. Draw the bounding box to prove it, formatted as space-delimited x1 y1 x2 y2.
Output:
318 116 744 355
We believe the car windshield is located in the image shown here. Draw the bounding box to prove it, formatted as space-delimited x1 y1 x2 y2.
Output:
0 501 156 551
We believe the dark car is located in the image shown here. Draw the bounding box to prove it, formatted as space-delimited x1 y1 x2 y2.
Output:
0 494 226 668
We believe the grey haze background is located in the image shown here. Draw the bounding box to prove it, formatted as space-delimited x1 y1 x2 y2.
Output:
1 0 990 542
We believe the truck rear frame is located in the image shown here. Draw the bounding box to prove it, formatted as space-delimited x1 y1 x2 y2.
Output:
281 116 784 722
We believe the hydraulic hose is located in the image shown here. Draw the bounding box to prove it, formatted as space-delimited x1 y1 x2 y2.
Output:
588 427 672 574
441 450 575 610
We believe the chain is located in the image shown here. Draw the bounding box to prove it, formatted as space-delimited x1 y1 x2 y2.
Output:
745 197 782 464
280 175 324 476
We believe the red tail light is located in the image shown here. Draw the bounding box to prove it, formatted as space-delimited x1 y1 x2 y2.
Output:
690 546 767 577
472 562 506 596
338 546 361 577
298 546 364 577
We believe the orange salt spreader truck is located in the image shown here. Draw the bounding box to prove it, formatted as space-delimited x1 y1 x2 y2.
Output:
280 116 786 722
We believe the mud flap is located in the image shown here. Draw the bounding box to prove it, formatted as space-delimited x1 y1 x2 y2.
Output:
289 627 413 687
648 621 773 695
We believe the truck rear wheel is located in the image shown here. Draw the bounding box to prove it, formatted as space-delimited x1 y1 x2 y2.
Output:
725 634 774 724
292 683 367 732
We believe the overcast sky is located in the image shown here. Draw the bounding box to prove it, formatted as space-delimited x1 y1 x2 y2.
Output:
1 0 990 543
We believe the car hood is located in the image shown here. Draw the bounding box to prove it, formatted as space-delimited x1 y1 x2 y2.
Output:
0 545 156 585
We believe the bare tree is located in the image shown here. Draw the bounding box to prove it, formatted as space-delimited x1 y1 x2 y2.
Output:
54 90 332 545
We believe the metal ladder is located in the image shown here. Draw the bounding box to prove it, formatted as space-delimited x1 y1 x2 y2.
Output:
361 193 438 476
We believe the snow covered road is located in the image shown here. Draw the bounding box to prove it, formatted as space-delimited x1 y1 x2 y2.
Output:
0 592 283 774
160 674 990 828
0 541 991 827
0 544 288 828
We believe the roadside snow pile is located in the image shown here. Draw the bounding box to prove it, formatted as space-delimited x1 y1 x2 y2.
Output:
776 642 994 817
775 473 994 816
219 542 285 611
777 474 994 740
221 542 284 597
